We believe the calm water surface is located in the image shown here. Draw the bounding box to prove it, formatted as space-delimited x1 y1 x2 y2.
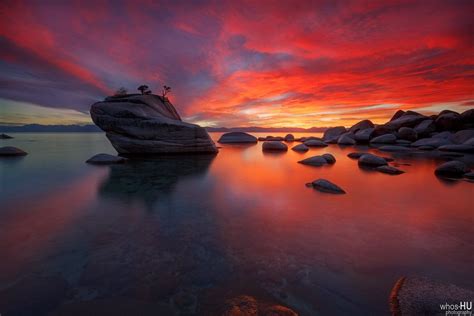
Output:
0 133 473 315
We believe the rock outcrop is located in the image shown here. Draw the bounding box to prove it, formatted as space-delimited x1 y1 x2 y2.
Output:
90 94 217 154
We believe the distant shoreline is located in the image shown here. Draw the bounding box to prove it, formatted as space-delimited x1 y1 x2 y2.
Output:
0 124 329 133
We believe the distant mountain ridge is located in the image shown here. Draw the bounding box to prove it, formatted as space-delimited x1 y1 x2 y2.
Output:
0 124 329 133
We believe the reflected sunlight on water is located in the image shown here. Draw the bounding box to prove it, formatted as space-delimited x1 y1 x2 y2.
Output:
0 133 473 315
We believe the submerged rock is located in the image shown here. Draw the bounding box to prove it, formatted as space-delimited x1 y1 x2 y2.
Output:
218 132 257 144
262 141 288 152
90 94 217 154
291 144 309 152
376 165 404 175
308 179 346 194
298 155 327 166
358 153 388 167
304 139 328 147
434 160 469 178
0 133 13 139
86 153 128 164
322 153 336 164
0 146 27 156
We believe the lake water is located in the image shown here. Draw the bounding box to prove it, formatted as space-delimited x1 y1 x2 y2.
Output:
1 133 473 315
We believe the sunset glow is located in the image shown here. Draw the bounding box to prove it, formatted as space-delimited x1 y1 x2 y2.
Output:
0 1 473 127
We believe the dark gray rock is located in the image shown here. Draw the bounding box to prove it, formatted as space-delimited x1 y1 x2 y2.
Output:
0 146 27 156
304 139 328 147
435 112 462 130
262 141 288 151
284 133 295 142
354 127 374 143
464 137 474 146
398 127 417 141
413 119 436 136
349 119 374 133
218 132 257 144
464 171 474 180
322 153 336 164
358 153 388 167
390 110 405 121
337 134 356 145
452 129 474 144
0 133 13 139
323 126 346 143
86 153 128 164
378 145 413 152
347 152 365 159
376 165 405 175
411 138 452 148
298 155 327 166
291 144 309 152
438 144 474 153
370 134 397 144
308 179 346 194
460 108 474 125
386 114 427 130
432 131 454 140
435 160 470 178
395 139 412 145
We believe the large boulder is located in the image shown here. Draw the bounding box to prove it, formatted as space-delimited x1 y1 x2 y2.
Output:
435 111 462 131
348 119 374 133
307 179 346 194
434 160 470 178
413 119 436 136
323 126 346 143
386 114 427 130
460 108 474 126
358 153 388 167
398 127 417 141
262 141 288 151
90 94 217 154
452 129 474 144
370 134 397 144
354 128 374 143
371 124 396 137
218 132 257 144
337 134 356 145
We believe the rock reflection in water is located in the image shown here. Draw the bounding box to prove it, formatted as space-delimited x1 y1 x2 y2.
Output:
98 154 215 207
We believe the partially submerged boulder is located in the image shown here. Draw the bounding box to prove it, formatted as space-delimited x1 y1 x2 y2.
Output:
218 132 257 144
86 153 128 164
284 134 295 142
0 133 13 139
358 153 388 167
0 146 27 156
291 144 309 152
304 139 328 147
262 141 288 152
322 153 336 164
376 165 404 175
434 160 470 178
90 94 217 154
298 155 327 166
307 179 346 194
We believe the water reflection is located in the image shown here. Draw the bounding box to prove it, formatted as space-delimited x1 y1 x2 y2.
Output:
98 155 215 207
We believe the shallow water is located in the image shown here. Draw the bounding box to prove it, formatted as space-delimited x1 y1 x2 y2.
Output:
0 132 473 315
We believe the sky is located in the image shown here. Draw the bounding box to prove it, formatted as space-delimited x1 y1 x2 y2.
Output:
0 0 473 128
